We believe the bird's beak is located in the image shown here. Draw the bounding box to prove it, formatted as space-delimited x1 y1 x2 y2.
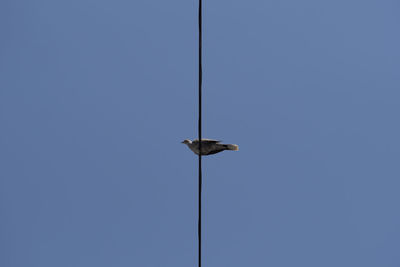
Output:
181 141 185 144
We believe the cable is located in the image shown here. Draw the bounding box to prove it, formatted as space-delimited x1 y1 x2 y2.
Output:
198 0 202 267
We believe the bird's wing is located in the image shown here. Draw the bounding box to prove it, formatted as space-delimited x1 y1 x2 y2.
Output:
193 139 221 144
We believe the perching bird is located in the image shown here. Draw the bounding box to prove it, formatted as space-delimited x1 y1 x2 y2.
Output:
182 139 239 155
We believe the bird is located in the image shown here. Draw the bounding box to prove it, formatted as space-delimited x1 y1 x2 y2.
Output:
181 139 239 155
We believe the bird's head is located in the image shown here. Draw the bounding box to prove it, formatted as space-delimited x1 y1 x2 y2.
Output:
181 139 192 145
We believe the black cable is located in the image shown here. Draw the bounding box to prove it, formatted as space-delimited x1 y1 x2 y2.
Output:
198 0 202 267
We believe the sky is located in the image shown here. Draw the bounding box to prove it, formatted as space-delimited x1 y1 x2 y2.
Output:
1 0 400 266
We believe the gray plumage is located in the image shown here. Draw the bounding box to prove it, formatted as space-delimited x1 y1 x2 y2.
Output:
181 139 239 155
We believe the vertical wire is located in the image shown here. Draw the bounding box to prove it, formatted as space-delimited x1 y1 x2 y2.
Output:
198 0 202 267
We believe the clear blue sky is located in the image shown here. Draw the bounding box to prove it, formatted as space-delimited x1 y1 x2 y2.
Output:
1 0 400 266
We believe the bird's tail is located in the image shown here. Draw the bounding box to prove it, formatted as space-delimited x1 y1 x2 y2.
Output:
224 144 239 151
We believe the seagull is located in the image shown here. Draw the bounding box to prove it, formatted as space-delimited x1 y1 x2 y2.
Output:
182 139 239 155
